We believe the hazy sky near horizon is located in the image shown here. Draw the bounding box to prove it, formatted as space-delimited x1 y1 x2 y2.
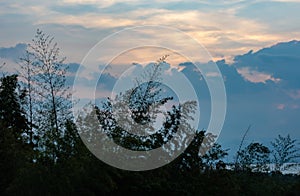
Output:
1 0 300 157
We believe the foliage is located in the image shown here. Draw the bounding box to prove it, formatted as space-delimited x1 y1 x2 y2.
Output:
24 29 72 163
0 74 31 194
202 143 229 171
92 55 200 164
271 134 300 171
18 50 37 146
0 30 299 195
237 142 271 172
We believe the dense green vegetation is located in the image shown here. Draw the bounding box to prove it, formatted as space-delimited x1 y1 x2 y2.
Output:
0 30 299 195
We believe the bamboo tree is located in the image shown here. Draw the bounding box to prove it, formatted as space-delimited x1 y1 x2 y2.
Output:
27 29 71 163
19 51 36 147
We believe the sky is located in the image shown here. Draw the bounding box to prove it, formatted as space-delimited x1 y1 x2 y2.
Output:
1 0 300 161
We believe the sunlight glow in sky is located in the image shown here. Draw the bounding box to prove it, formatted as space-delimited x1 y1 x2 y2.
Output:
1 0 300 64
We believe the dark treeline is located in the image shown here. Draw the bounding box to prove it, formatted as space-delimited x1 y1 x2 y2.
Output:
0 30 300 195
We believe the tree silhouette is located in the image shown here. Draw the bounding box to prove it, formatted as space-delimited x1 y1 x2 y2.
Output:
19 29 73 163
271 134 300 171
202 143 228 171
237 142 270 172
0 74 30 193
93 56 197 152
18 51 36 147
83 56 229 173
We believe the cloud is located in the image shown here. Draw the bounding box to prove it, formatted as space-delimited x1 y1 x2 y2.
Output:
97 72 117 90
233 40 300 89
205 72 221 78
63 8 270 61
51 4 99 15
211 41 300 148
61 0 141 8
236 1 300 34
2 38 300 159
237 67 280 83
38 14 137 28
65 63 81 73
276 104 285 110
1 0 300 63
270 0 300 2
287 89 300 100
1 0 300 153
0 43 27 62
0 1 274 62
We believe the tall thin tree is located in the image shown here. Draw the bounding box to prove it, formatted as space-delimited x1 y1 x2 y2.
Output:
27 29 72 162
19 51 36 147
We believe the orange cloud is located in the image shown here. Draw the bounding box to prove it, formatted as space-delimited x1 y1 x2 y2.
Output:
237 67 281 83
